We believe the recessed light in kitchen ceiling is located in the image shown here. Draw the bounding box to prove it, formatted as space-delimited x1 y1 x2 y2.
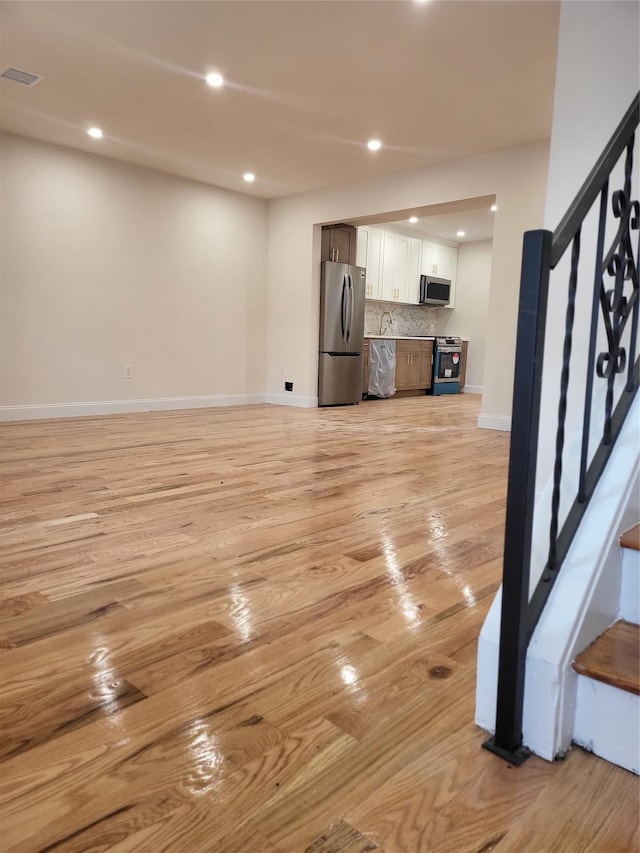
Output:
409 217 418 224
87 127 103 139
367 139 382 151
491 204 498 212
243 173 255 183
456 230 465 237
206 72 224 88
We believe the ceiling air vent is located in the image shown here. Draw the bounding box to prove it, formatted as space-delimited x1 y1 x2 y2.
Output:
0 66 44 87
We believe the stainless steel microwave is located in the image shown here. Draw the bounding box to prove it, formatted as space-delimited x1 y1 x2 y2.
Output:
419 275 451 306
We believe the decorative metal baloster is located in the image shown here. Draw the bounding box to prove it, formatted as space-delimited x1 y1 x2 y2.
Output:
597 134 639 442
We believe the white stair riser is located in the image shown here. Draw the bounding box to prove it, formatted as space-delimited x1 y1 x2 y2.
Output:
573 674 639 774
619 546 640 624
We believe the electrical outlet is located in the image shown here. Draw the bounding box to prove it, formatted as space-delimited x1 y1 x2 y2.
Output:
124 364 132 379
285 381 293 392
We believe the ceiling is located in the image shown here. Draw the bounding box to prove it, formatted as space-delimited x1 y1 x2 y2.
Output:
387 206 496 244
0 1 560 200
351 194 497 244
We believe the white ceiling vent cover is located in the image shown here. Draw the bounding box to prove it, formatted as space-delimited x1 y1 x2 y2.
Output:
0 66 45 87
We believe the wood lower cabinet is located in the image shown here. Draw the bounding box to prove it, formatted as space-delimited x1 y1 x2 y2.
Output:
321 224 357 265
363 338 434 396
419 341 434 390
395 340 433 391
395 340 422 391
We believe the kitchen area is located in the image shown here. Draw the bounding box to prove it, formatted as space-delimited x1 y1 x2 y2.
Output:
318 212 491 406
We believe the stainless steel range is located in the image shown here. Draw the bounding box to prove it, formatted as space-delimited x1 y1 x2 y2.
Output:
432 336 462 395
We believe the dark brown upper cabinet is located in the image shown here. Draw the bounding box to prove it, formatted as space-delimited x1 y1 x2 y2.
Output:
321 224 357 266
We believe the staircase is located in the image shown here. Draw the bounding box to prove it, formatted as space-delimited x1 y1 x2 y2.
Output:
572 524 640 774
478 92 640 768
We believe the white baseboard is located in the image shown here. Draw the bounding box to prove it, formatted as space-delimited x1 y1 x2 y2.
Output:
0 394 266 421
462 385 482 395
477 413 512 431
264 393 317 408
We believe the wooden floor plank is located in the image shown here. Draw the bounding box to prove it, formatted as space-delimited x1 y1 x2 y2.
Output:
1 579 142 647
0 397 637 851
346 721 557 853
497 747 639 852
0 672 147 761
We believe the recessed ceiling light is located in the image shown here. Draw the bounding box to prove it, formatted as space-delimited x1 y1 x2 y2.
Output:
456 230 465 237
367 139 382 151
409 216 418 224
206 72 224 88
87 127 103 139
243 172 255 183
490 204 498 212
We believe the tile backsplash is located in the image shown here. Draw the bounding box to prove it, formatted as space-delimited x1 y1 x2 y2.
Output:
364 301 439 336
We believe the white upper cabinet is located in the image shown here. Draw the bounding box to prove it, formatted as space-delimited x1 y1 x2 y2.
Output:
357 226 383 299
381 231 410 303
420 243 433 277
393 233 410 303
406 237 422 304
381 231 396 301
356 225 368 269
359 225 457 306
368 227 384 300
422 240 458 307
427 243 458 282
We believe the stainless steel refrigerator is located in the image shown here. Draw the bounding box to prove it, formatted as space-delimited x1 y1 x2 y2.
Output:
318 261 366 406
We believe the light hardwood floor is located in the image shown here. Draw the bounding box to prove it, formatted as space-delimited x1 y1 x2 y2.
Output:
0 396 637 852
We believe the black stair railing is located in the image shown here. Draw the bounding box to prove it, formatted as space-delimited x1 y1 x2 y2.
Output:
484 92 640 765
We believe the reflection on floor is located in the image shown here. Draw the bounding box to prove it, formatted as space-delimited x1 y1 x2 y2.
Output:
0 396 637 851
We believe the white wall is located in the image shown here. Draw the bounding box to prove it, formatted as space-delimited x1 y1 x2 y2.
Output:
536 0 640 492
543 1 639 228
266 143 549 418
0 133 268 418
0 135 550 420
437 240 493 392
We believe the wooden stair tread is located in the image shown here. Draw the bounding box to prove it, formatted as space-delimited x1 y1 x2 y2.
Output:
620 523 640 551
573 621 640 695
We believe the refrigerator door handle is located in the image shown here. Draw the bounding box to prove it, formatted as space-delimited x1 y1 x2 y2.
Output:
344 275 350 342
351 275 355 339
341 275 348 342
347 274 354 343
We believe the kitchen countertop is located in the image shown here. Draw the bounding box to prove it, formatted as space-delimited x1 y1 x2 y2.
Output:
365 335 436 340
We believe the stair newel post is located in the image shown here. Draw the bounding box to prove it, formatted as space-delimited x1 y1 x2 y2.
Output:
483 229 552 764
